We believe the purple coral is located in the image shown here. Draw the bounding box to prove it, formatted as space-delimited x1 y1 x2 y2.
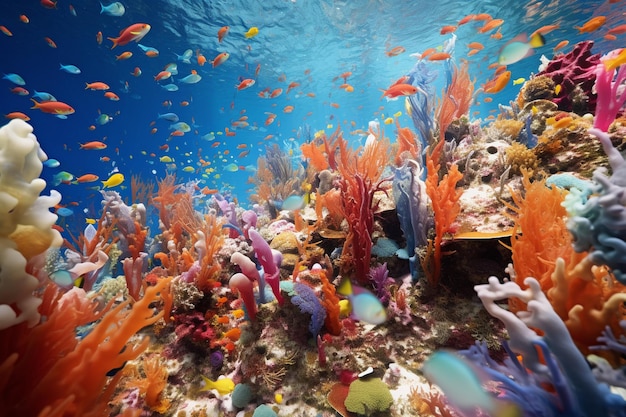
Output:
537 41 601 113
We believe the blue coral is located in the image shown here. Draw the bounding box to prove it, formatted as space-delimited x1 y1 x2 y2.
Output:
291 283 326 338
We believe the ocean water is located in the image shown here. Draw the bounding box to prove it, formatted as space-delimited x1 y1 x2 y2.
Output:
1 0 624 217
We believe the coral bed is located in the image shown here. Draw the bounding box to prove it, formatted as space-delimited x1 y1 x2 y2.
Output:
1 40 626 417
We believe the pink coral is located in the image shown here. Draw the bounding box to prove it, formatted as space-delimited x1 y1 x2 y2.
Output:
593 50 626 131
537 40 601 113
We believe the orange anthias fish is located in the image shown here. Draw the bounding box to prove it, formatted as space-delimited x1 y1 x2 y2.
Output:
484 70 511 93
477 18 504 34
79 141 107 150
85 81 110 90
576 16 606 33
236 79 255 90
381 83 420 99
427 52 451 61
218 26 229 42
385 46 406 57
108 23 151 48
30 99 75 115
5 112 30 121
75 174 99 183
212 52 229 68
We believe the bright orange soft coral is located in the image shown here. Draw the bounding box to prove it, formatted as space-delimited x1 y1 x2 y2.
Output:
424 140 463 286
0 277 171 417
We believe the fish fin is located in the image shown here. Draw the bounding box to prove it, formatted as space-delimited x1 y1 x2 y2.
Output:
337 277 353 296
29 98 39 109
529 32 545 48
107 37 118 49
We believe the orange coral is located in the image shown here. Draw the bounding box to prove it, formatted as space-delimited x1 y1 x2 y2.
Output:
130 174 155 205
424 140 464 286
316 268 341 336
394 119 420 166
194 214 225 291
0 277 171 417
300 141 329 171
126 356 171 413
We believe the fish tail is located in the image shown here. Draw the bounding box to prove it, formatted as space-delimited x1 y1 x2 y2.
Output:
29 98 39 109
529 32 545 48
107 37 118 49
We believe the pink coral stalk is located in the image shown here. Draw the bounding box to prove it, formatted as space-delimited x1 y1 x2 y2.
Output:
229 273 257 320
593 52 626 132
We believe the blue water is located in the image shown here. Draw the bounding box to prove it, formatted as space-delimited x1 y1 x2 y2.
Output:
0 0 624 227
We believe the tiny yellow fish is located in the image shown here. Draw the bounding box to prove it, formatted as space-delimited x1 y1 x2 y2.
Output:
275 393 283 404
102 173 124 189
338 299 351 317
531 105 538 115
85 218 96 225
326 124 333 129
159 156 173 163
512 77 526 85
393 111 402 118
200 375 235 395
182 166 195 172
554 84 562 95
384 117 393 125
244 26 259 39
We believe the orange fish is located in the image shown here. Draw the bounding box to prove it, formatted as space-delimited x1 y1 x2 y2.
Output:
607 24 626 35
115 51 133 60
467 49 480 57
236 79 255 90
440 25 457 35
96 31 103 45
484 71 511 93
420 48 436 59
104 92 119 101
30 99 75 115
154 70 171 81
5 112 30 121
490 28 503 40
468 42 484 50
196 50 207 66
265 113 276 125
201 187 218 195
427 52 451 61
576 16 606 33
0 26 12 36
478 19 504 34
145 50 158 58
131 67 142 77
80 141 107 150
11 87 29 96
238 150 250 158
270 88 283 98
236 143 247 149
553 40 569 52
605 34 618 41
100 156 110 162
225 127 236 136
19 15 29 24
40 0 57 9
330 102 340 108
286 82 300 93
473 13 492 21
212 52 229 68
283 105 294 113
75 174 99 183
44 36 57 48
255 63 261 77
381 84 418 99
385 46 406 56
108 23 151 49
85 82 110 90
180 100 190 106
218 26 229 42
531 24 560 37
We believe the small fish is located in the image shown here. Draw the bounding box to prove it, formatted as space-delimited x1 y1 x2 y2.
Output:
176 49 193 63
95 113 113 125
212 52 229 68
102 173 124 188
178 70 202 84
115 51 133 60
85 81 110 90
427 52 451 61
30 99 75 115
53 171 74 185
337 278 386 325
380 83 420 100
32 90 56 101
223 163 239 172
161 83 178 92
0 26 13 36
69 4 76 16
59 63 81 74
422 350 522 417
19 15 29 24
44 37 57 48
96 31 103 44
484 71 511 94
236 79 255 90
477 18 504 34
40 0 57 9
200 375 235 395
80 141 107 150
603 48 626 71
131 67 142 77
3 73 25 85
169 122 190 132
104 92 119 101
498 32 545 65
74 173 99 183
554 84 562 95
159 156 173 163
385 46 405 57
553 40 569 52
108 23 150 48
576 16 606 33
158 112 179 122
440 25 457 34
10 87 28 96
218 26 229 42
244 26 259 39
512 77 526 85
44 158 60 168
100 1 125 16
5 112 30 121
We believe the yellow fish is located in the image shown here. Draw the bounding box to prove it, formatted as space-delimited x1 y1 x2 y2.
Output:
384 117 393 125
604 48 626 71
159 156 173 163
512 77 526 85
554 84 562 95
244 26 259 39
200 375 235 395
85 218 96 225
393 111 402 118
182 166 195 172
102 173 124 189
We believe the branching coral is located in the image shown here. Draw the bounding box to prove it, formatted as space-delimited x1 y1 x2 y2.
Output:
0 277 171 416
592 52 626 132
424 140 464 286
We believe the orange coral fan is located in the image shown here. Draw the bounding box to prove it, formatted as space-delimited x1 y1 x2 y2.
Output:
194 214 225 291
316 268 341 336
0 277 171 417
152 174 179 230
424 140 464 286
127 220 147 261
125 356 171 413
300 140 330 172
394 119 420 166
130 174 155 205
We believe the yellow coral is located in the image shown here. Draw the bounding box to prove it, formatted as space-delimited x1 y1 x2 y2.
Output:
506 142 538 175
493 119 525 140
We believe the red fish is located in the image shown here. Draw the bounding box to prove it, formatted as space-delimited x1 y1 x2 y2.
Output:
41 0 57 8
212 52 229 68
236 79 255 90
79 141 107 150
218 26 229 42
108 23 151 49
5 112 30 121
380 83 420 99
30 99 75 115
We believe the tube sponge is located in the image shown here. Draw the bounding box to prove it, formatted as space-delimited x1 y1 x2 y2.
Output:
0 119 62 330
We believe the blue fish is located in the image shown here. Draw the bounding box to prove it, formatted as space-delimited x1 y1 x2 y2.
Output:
44 158 60 168
178 73 202 84
53 171 74 186
158 112 179 122
176 49 193 64
275 195 305 211
337 278 387 325
56 207 74 217
59 63 81 74
100 1 125 16
137 43 159 54
32 90 57 101
422 350 522 417
3 73 25 85
161 83 178 92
